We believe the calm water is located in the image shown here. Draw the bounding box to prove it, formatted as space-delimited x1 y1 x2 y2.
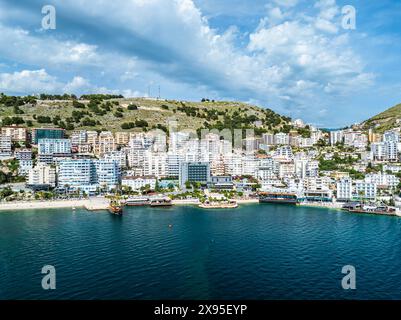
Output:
1 204 401 300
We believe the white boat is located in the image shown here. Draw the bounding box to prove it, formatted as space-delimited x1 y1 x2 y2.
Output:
125 197 150 206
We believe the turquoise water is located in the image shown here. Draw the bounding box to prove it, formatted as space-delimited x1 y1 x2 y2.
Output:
1 204 401 300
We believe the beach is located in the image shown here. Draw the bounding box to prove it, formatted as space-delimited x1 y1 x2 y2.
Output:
0 197 109 212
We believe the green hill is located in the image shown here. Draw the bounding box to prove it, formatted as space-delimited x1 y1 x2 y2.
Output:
363 103 401 133
0 94 292 135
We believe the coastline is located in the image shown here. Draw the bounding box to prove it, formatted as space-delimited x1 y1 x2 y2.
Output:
1 197 401 219
0 197 109 212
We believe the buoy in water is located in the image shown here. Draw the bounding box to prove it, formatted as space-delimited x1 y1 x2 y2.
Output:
168 224 173 228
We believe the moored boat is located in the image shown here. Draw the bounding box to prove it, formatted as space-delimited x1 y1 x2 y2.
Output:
149 197 173 207
125 197 150 206
199 200 238 209
259 191 298 204
342 203 396 216
108 199 124 215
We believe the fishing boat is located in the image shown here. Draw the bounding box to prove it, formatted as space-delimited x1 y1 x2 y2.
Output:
259 191 298 204
108 199 124 215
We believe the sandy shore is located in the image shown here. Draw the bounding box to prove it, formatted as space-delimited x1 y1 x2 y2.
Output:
0 197 109 212
172 199 200 205
236 198 259 204
297 201 344 210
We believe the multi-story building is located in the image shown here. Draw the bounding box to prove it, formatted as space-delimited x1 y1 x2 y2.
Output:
57 159 97 188
336 177 353 201
38 139 71 155
70 130 87 146
371 141 399 162
121 175 157 191
143 152 167 178
365 172 400 189
167 153 184 178
32 128 65 144
330 130 344 146
262 133 274 146
354 181 377 200
344 131 368 149
103 151 127 168
0 135 12 158
18 159 33 175
15 148 32 160
93 131 116 156
383 130 399 143
179 162 211 188
1 126 27 143
274 132 290 145
115 132 130 145
94 159 121 189
274 146 294 160
86 131 98 145
27 164 56 189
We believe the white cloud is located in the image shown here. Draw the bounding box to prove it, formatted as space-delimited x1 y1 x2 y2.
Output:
0 69 61 94
64 76 90 93
0 0 374 124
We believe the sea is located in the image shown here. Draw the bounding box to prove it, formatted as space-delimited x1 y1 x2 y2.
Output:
1 204 401 300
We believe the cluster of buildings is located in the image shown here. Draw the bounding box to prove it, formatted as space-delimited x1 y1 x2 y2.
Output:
1 121 401 203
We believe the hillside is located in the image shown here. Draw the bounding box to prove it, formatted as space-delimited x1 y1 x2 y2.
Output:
0 95 292 135
363 103 401 133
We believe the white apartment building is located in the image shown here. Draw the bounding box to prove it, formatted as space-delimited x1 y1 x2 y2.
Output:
344 131 368 149
274 146 294 160
58 159 97 187
0 135 12 158
354 181 377 200
143 151 167 178
70 130 88 145
18 159 33 175
330 130 344 146
383 130 400 142
58 159 120 191
126 147 146 168
262 133 274 146
278 161 295 178
38 139 71 155
371 141 399 162
103 151 127 168
95 159 121 189
27 164 56 187
15 148 32 160
274 132 290 145
241 155 258 177
337 177 353 201
167 153 184 177
365 172 400 188
122 176 157 191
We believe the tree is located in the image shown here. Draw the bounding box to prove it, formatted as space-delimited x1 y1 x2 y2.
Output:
185 181 192 189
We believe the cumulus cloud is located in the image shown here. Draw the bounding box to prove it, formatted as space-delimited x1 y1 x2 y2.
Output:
0 69 143 97
0 0 375 125
0 69 61 94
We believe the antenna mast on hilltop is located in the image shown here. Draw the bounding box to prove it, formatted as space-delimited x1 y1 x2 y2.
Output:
158 85 161 100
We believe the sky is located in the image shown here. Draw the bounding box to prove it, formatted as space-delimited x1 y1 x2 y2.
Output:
0 0 400 127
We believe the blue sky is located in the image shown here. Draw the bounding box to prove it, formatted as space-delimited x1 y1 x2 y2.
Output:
0 0 400 127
